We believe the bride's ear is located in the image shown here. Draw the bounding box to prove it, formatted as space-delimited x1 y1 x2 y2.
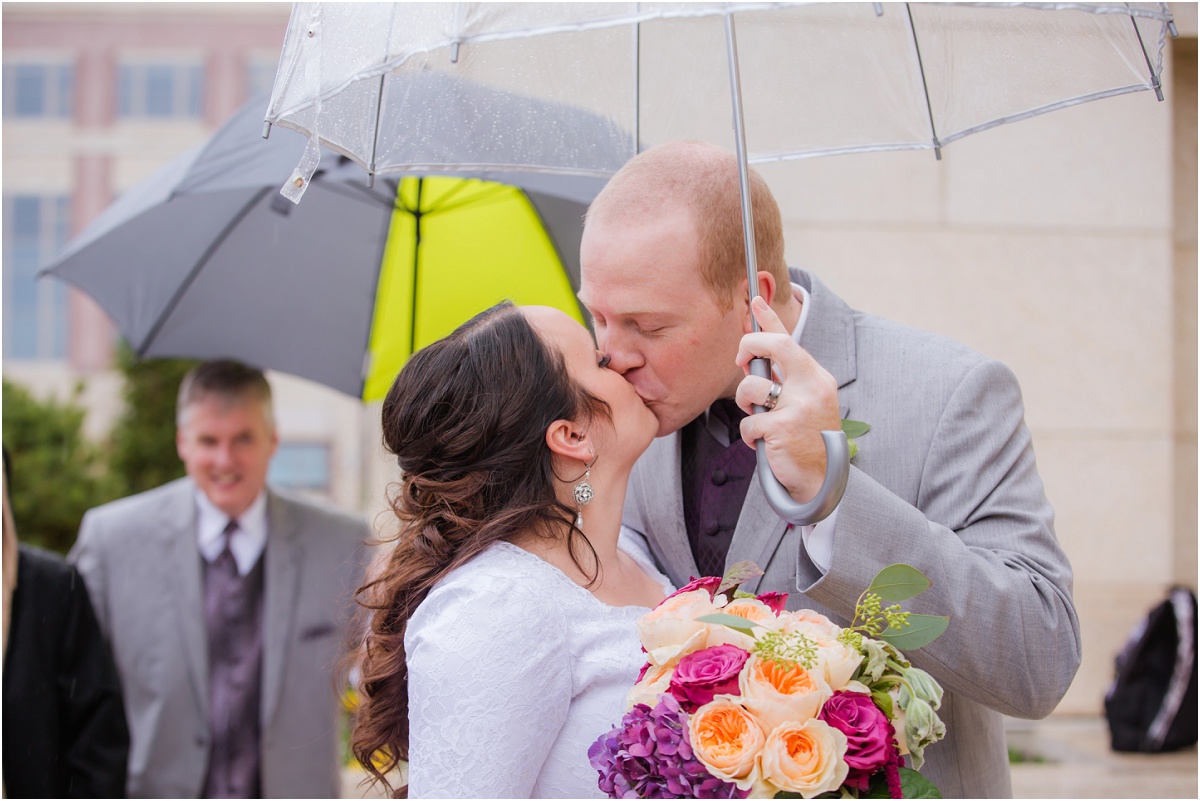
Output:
545 419 592 463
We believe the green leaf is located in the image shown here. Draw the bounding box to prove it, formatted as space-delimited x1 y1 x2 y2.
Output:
862 774 892 798
696 613 760 638
899 767 943 798
879 614 950 651
841 418 872 439
862 768 942 799
871 689 894 718
868 564 932 602
718 560 765 595
774 793 806 799
848 438 859 460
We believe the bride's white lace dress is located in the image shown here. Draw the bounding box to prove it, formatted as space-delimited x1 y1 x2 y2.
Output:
405 528 675 798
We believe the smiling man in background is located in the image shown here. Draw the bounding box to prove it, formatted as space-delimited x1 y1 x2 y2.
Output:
71 359 370 798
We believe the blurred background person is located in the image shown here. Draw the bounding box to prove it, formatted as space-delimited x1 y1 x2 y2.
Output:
70 360 370 798
3 447 129 798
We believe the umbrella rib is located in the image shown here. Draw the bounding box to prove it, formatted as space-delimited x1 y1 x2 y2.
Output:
1128 10 1165 101
904 3 942 160
138 187 270 357
366 3 399 184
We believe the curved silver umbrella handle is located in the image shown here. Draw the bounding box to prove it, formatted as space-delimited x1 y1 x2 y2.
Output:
750 357 849 526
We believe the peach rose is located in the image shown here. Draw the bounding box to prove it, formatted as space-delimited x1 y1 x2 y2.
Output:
626 662 674 709
739 654 832 733
687 695 766 790
628 661 676 709
758 718 849 798
707 597 781 651
778 617 862 691
813 638 863 691
780 609 840 637
636 589 725 667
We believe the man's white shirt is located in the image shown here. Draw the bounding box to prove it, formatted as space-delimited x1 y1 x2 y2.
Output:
195 489 268 575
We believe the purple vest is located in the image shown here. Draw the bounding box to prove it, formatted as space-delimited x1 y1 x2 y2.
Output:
201 548 265 798
682 400 757 577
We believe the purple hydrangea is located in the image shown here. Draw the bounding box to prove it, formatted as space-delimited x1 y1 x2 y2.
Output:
588 694 748 799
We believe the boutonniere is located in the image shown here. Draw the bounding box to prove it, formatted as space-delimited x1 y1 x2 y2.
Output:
841 419 871 460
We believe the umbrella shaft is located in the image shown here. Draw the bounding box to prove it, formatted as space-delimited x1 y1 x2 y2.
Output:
723 14 760 334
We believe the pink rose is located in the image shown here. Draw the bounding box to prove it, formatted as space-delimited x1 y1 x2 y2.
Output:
756 591 788 614
660 575 722 604
818 690 892 791
667 644 751 711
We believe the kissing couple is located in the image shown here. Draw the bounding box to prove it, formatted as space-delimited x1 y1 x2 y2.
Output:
350 142 1079 798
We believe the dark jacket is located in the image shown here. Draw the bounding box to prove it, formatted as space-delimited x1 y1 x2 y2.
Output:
3 545 129 798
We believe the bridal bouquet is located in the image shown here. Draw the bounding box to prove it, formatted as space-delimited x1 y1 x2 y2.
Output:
588 563 948 799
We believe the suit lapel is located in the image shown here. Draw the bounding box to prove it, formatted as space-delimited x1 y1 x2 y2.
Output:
794 269 857 418
726 470 788 593
638 433 699 586
725 271 860 585
163 480 209 718
261 491 302 729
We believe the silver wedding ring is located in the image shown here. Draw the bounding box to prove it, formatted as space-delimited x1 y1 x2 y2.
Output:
763 380 783 411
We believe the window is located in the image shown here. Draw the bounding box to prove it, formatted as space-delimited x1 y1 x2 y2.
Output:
117 61 203 119
268 442 331 492
3 62 73 118
3 195 70 360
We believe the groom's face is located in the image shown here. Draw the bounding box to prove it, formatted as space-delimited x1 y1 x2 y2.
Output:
579 207 747 437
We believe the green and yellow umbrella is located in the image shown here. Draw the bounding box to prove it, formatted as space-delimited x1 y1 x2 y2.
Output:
364 175 585 400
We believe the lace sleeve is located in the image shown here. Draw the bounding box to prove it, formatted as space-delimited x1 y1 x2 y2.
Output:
405 572 571 798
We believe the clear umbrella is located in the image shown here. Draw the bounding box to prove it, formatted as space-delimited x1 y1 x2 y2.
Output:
263 1 1177 525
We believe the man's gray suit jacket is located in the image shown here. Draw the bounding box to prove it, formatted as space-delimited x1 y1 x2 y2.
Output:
623 269 1081 798
70 477 371 798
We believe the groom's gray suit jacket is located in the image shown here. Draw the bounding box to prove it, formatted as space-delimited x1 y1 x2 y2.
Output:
70 477 370 798
624 269 1080 798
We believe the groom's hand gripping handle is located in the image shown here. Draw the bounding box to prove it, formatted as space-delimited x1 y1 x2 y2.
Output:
736 298 848 523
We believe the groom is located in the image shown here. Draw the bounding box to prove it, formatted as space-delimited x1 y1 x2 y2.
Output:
578 141 1080 798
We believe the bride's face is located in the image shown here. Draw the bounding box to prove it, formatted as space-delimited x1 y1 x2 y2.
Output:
522 306 658 466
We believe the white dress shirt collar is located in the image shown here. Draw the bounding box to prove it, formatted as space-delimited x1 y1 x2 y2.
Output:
195 488 268 576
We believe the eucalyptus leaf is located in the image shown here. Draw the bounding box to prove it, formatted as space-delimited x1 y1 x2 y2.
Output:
848 439 859 460
899 767 943 798
868 564 932 602
718 560 765 595
841 418 871 438
879 614 950 651
696 613 760 638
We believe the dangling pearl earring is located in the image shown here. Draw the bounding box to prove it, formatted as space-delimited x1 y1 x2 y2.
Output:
573 460 594 531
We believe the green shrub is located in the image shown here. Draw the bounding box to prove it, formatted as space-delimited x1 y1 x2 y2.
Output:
2 379 115 553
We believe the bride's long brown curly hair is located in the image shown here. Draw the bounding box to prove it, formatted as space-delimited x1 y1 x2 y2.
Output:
351 302 610 796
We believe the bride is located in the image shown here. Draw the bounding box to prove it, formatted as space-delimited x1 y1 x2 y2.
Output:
352 301 675 798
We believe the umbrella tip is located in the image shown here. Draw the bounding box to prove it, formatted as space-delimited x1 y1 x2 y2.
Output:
262 120 272 140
